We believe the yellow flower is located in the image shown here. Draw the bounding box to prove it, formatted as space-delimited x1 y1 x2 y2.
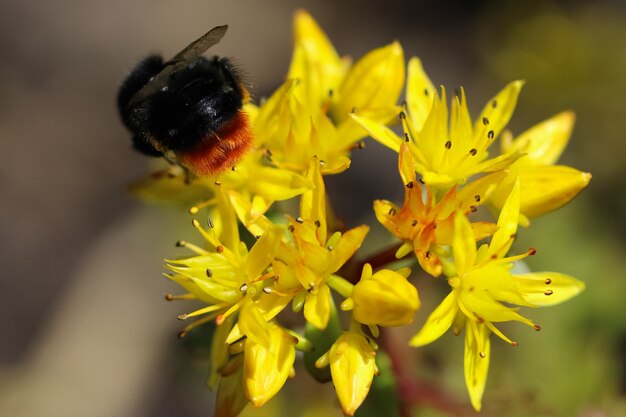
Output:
410 179 585 410
374 143 501 276
315 331 377 416
215 356 249 417
243 322 297 407
490 111 592 225
273 158 369 329
344 263 420 327
353 59 527 189
253 11 404 175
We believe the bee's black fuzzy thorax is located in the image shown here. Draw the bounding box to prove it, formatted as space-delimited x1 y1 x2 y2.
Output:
118 56 244 155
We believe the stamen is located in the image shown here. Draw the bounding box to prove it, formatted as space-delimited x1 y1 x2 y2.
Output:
216 245 224 254
484 321 517 346
178 313 218 338
488 130 495 139
288 225 295 232
174 240 208 255
314 220 321 227
445 140 452 149
469 148 478 156
252 271 275 283
216 301 242 326
188 198 216 214
263 287 272 294
411 219 418 227
165 293 195 301
469 205 478 213
406 181 414 189
214 180 221 186
178 303 226 320
544 278 552 285
240 283 248 292
482 117 490 125
418 178 425 184
206 268 213 277
534 324 542 331
474 194 481 202
388 207 397 216
191 219 215 244
399 111 407 120
296 216 304 224
479 351 486 358
404 133 410 142
424 88 429 96
528 248 537 256
207 217 214 229
544 290 553 296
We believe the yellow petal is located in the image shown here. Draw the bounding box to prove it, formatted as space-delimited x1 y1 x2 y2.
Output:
304 283 331 329
208 315 235 388
239 297 271 348
513 272 585 306
453 211 477 274
326 225 369 273
503 111 575 166
244 323 297 407
459 290 533 326
334 42 405 122
410 291 459 346
488 178 520 259
128 167 212 205
464 321 490 411
329 333 377 416
517 165 591 218
474 80 524 141
351 113 403 152
398 143 417 187
249 166 313 201
406 57 435 131
301 157 327 243
246 225 282 279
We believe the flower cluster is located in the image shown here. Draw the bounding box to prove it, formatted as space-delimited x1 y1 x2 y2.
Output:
133 10 590 416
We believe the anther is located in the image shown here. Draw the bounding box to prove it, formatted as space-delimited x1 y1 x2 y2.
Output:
214 180 221 186
406 181 414 189
411 219 418 227
510 233 518 239
175 240 185 247
482 117 490 125
528 248 537 256
511 341 519 347
191 219 201 228
470 205 478 213
424 88 429 96
418 178 425 184
445 140 452 149
357 141 365 149
544 278 552 285
388 207 397 216
165 294 174 301
469 148 478 156
263 287 272 294
307 283 315 293
400 100 407 108
216 245 224 254
178 330 187 338
425 251 431 259
288 225 295 232
206 269 213 278
474 194 481 202
491 99 498 108
533 324 542 331
231 166 236 172
296 216 304 224
404 133 410 142
328 89 334 98
479 351 486 358
544 290 553 296
319 160 326 166
177 314 189 321
327 246 334 251
255 235 261 240
315 220 321 227
189 206 199 214
351 106 357 114
488 130 495 139
399 111 407 120
207 217 214 228
240 283 248 292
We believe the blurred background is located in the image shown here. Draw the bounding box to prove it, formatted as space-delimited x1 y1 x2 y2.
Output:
0 0 624 416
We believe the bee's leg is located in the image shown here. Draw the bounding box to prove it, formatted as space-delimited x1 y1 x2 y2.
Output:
132 135 163 157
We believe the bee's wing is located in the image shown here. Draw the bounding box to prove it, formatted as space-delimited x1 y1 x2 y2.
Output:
128 25 229 106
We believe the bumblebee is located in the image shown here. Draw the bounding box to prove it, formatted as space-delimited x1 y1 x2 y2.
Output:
117 26 252 176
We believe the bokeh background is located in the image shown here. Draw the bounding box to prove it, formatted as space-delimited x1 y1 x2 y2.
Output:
1 0 624 416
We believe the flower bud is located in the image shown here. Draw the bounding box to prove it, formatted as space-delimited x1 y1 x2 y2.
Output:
352 267 420 327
